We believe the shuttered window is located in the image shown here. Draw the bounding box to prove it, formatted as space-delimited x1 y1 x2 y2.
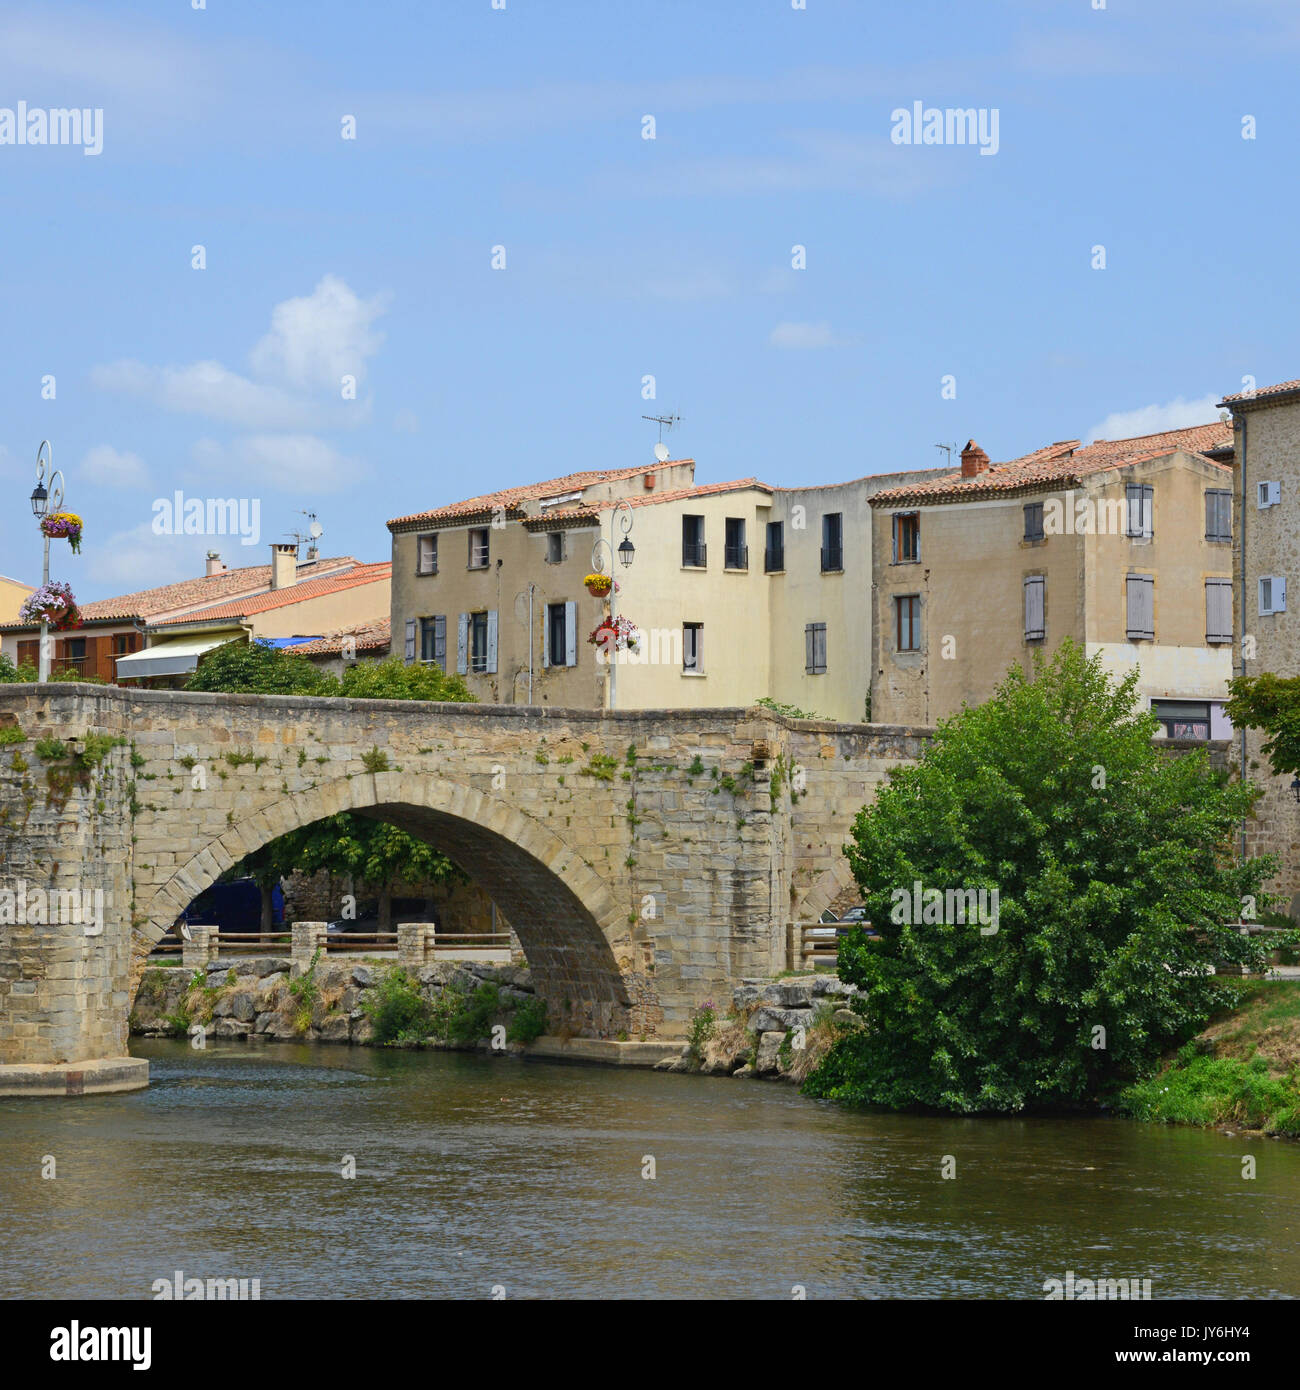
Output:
1205 490 1231 543
1205 579 1232 644
1126 574 1155 639
1126 484 1154 538
544 602 576 668
1024 502 1045 541
1260 576 1288 616
1024 575 1045 641
404 618 417 664
420 615 446 669
416 533 438 575
895 595 921 651
805 622 827 674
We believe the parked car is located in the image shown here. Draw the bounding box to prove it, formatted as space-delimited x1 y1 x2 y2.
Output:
326 896 442 934
833 906 878 938
177 877 283 933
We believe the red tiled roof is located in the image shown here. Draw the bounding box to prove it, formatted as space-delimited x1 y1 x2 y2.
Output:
282 618 391 658
536 478 771 522
869 423 1233 505
387 460 695 529
1220 378 1300 406
158 563 390 627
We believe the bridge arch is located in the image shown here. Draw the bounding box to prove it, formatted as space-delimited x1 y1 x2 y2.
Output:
135 770 633 1036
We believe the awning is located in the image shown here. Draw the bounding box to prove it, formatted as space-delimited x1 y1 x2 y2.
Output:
115 632 241 680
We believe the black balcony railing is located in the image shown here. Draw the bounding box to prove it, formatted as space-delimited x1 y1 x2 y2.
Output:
820 545 843 573
724 544 748 570
764 546 784 573
682 541 707 568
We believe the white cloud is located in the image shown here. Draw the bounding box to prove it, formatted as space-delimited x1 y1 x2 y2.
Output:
768 321 853 350
84 522 211 591
81 444 148 489
1086 394 1222 443
91 359 315 430
189 435 360 493
250 274 390 392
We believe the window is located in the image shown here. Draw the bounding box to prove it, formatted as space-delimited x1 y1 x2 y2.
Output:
1024 502 1045 541
682 515 706 568
1258 481 1281 510
1126 573 1155 639
1152 699 1210 741
1205 489 1232 543
420 615 446 670
1024 575 1045 641
62 637 86 667
470 612 489 671
1126 484 1153 538
892 512 920 563
764 521 784 573
416 533 438 575
457 610 498 674
1260 576 1288 616
821 513 843 572
805 622 827 674
683 622 704 672
544 601 576 668
1206 578 1232 644
546 532 564 564
724 517 748 570
895 595 921 652
468 528 490 569
112 633 133 656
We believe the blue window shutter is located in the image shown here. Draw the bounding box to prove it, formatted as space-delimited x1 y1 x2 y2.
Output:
565 601 577 667
541 607 550 669
457 613 469 674
404 618 417 665
486 610 498 673
434 615 446 671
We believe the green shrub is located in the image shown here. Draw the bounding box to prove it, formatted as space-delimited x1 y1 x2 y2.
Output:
507 996 548 1043
1118 1047 1300 1137
362 965 434 1044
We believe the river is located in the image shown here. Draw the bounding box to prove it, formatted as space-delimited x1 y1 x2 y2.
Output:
2 1039 1298 1299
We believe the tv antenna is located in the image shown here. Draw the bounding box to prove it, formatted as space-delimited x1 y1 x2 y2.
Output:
642 412 680 444
286 510 324 552
935 443 959 466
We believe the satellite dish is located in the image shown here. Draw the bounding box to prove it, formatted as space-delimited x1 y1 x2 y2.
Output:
653 442 670 462
309 521 324 540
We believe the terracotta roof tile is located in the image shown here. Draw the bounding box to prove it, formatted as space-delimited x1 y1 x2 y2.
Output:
156 563 390 628
869 422 1233 506
387 460 695 529
536 478 771 522
282 618 391 658
1220 378 1300 406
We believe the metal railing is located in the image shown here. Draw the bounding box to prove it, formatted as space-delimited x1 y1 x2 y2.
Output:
820 545 843 573
681 541 707 568
764 546 784 573
724 543 748 570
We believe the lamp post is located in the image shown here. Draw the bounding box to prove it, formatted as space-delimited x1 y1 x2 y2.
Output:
591 499 635 710
30 440 66 684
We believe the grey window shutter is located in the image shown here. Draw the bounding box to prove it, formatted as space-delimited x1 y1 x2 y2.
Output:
1127 576 1154 638
805 624 814 673
1140 575 1154 637
457 613 469 674
565 600 577 667
1142 485 1153 538
1278 577 1288 613
541 608 550 669
434 615 446 670
404 618 417 665
486 610 498 673
1024 575 1044 638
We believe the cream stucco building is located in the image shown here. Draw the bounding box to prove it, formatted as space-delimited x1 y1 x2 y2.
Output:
869 424 1237 733
387 458 945 721
0 575 35 627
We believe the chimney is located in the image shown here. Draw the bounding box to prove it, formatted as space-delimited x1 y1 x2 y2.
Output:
270 543 298 590
205 551 226 577
960 440 990 477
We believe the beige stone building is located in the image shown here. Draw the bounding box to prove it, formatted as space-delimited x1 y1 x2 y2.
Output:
0 575 35 627
1219 378 1300 912
387 458 944 722
869 423 1237 732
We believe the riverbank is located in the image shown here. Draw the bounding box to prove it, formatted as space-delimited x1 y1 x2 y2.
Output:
1116 979 1300 1138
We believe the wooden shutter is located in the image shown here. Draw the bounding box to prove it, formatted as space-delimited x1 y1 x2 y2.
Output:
1127 575 1154 639
17 639 39 670
564 601 577 667
457 614 469 674
1206 579 1232 643
1024 575 1045 639
433 615 446 671
486 610 498 674
541 606 550 669
404 618 417 664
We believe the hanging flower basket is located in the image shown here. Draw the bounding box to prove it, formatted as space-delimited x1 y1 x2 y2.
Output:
40 511 84 554
584 572 618 598
19 580 82 632
587 615 641 655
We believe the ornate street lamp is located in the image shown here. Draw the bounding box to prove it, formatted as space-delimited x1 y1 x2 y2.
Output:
33 440 66 683
591 499 634 710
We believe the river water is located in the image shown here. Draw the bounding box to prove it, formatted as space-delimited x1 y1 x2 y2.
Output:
1 1039 1297 1300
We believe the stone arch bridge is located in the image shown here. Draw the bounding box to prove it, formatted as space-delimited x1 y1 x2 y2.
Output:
0 683 924 1092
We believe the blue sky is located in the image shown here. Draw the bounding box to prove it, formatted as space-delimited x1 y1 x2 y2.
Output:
1 0 1297 601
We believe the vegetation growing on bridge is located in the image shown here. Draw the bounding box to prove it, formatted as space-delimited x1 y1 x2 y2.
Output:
362 966 546 1047
806 642 1287 1116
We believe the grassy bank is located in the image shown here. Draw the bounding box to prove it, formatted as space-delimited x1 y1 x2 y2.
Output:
1117 980 1300 1137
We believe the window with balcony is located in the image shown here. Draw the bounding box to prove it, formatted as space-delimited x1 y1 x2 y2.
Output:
821 513 843 572
682 515 706 568
469 611 489 671
724 517 748 570
764 521 784 573
420 615 446 670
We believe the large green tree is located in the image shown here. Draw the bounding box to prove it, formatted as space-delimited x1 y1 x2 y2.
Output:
1225 672 1300 778
807 641 1277 1115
